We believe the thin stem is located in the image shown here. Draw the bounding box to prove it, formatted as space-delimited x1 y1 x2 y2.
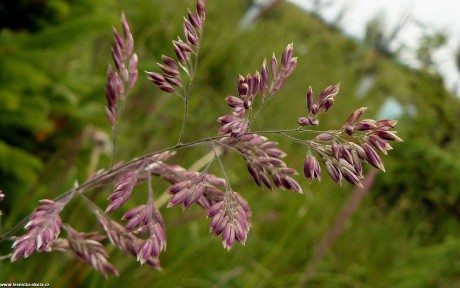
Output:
177 96 189 145
147 165 154 204
177 39 200 145
111 125 118 167
248 100 268 131
211 142 231 192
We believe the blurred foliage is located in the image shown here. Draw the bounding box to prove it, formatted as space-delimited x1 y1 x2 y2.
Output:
416 32 447 71
363 12 410 59
1 0 460 286
0 0 115 201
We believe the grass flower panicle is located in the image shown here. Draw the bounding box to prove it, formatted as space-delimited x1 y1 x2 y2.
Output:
3 0 402 277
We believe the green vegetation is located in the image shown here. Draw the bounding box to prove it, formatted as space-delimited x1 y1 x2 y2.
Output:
1 0 460 286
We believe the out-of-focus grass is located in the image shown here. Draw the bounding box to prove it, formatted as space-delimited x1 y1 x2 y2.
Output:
2 0 460 287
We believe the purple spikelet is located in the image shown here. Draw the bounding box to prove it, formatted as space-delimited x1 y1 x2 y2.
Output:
105 12 138 128
98 214 162 270
208 192 251 250
11 195 72 261
65 225 118 278
137 219 167 265
106 171 138 214
167 174 207 209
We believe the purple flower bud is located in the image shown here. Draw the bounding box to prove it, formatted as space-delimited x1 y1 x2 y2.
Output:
208 201 224 217
113 29 125 51
373 130 403 142
325 161 342 186
188 10 202 32
340 166 363 188
173 41 187 64
112 43 123 64
168 189 189 208
121 12 133 53
341 146 354 165
282 176 303 193
260 59 269 97
298 117 310 126
254 137 271 147
251 71 261 97
351 149 363 176
183 18 198 40
159 84 177 94
231 121 249 138
237 74 245 90
266 148 287 158
259 157 285 167
281 43 293 69
311 103 320 115
306 86 314 114
349 142 366 160
318 83 340 105
238 82 249 98
278 167 298 175
365 135 391 155
217 115 240 125
197 0 206 21
247 163 262 187
146 71 165 85
232 106 245 117
158 63 180 78
260 172 273 190
344 107 367 127
174 40 193 53
162 54 179 70
344 125 354 136
376 119 398 129
362 143 385 172
169 180 192 194
315 133 333 142
271 52 278 79
129 70 138 89
309 117 319 126
321 97 335 112
283 57 297 77
243 99 252 110
332 142 341 160
205 174 226 187
225 96 244 108
128 53 138 74
164 75 183 87
222 224 236 251
187 32 198 46
354 119 377 131
304 154 321 183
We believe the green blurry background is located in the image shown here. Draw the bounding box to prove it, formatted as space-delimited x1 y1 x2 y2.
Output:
1 0 460 287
